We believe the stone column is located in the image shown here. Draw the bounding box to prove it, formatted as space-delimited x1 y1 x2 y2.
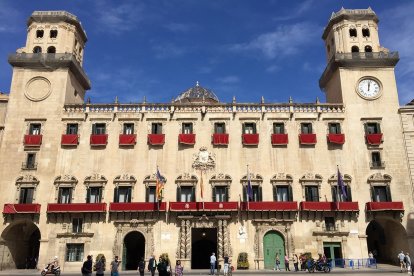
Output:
185 220 191 259
218 220 223 258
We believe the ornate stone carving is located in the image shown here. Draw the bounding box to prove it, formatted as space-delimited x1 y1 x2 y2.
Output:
185 220 191 259
85 173 107 182
368 173 392 182
192 147 216 171
16 174 39 183
218 220 223 258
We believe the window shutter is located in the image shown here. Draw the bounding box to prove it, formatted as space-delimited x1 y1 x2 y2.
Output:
190 123 193 133
191 186 196 202
288 185 293 201
146 187 150 202
273 186 277 201
92 124 96 135
98 187 102 203
309 124 313 134
242 187 246 202
127 187 132 203
225 186 229 202
386 185 392 202
86 188 91 203
176 187 181 202
212 186 216 202
114 187 119 203
370 186 375 202
158 124 162 134
331 186 337 202
27 188 34 204
68 188 73 204
377 123 381 134
258 186 263 201
346 186 352 202
364 123 368 134
242 124 246 134
253 123 257 134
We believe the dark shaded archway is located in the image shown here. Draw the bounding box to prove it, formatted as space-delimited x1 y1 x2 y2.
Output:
366 219 408 263
1 221 40 269
123 231 145 270
191 228 217 269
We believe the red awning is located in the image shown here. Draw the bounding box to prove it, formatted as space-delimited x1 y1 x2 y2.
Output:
119 134 136 145
336 202 359 211
90 134 108 146
271 134 288 145
300 201 359 211
212 133 229 145
24 135 42 146
327 134 345 144
3 203 41 214
179 134 196 145
109 202 166 212
242 134 259 145
47 203 107 213
169 202 238 211
240 201 298 211
148 134 165 145
366 134 383 145
61 134 79 145
299 134 317 145
366 201 404 211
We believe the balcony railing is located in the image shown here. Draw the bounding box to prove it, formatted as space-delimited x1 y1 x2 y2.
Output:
335 51 399 61
3 203 41 214
370 161 385 169
21 162 37 170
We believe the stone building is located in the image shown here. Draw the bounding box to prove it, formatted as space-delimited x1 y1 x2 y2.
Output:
0 8 413 272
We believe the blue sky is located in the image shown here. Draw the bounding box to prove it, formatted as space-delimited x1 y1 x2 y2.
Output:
0 0 413 104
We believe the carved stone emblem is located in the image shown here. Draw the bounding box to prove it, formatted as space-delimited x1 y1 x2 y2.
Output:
192 147 215 171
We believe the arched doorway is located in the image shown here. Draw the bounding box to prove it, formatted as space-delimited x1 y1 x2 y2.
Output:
122 231 145 270
263 231 285 270
366 219 408 263
191 228 217 269
1 221 41 269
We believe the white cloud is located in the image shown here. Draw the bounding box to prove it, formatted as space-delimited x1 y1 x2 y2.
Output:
266 65 280 73
164 22 195 33
152 42 186 59
273 0 314 22
216 76 240 84
0 3 21 33
229 22 319 59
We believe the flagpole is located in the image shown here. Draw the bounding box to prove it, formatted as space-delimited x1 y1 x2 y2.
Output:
246 165 250 211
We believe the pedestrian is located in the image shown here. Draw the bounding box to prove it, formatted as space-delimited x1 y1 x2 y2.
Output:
368 251 374 266
300 253 306 271
405 253 411 272
293 254 299 272
157 257 168 276
110 256 121 276
95 256 105 276
175 260 183 276
82 255 93 276
147 255 157 276
210 252 216 275
138 257 145 276
274 254 281 271
284 255 290 271
398 250 406 272
223 254 229 276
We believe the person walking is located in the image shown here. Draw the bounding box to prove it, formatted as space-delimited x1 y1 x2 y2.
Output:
138 257 145 276
82 255 93 276
110 256 121 276
405 253 411 273
274 254 281 271
174 260 183 276
284 255 290 271
148 255 157 276
293 254 299 272
223 254 229 276
210 252 216 275
95 256 105 276
399 250 406 272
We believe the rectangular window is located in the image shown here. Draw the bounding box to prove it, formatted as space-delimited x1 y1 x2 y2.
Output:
214 123 226 134
214 186 228 202
66 124 78 135
332 185 352 202
58 187 72 204
251 186 261 202
182 123 193 134
72 218 83 234
328 123 341 134
26 153 36 169
92 123 106 135
87 187 102 203
273 123 285 134
179 186 195 202
365 123 381 134
29 124 41 135
115 187 132 203
372 186 391 202
146 186 156 202
325 217 335 231
19 188 34 204
275 186 289 202
151 123 163 134
301 123 312 134
371 152 382 167
305 185 319 202
66 244 84 262
123 123 134 135
243 123 256 134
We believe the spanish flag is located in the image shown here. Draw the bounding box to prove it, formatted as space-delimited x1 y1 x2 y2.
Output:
155 167 165 202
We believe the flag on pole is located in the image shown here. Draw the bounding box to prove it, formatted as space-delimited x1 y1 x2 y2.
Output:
155 167 165 202
247 166 253 201
337 167 347 201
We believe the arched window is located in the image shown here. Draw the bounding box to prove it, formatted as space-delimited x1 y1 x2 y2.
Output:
210 174 232 202
33 46 42 53
365 45 373 53
349 28 357 37
351 46 359 53
362 28 370 38
47 46 56 54
36 30 44 38
50 29 58 39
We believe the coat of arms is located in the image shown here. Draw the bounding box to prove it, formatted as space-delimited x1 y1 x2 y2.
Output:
192 147 215 171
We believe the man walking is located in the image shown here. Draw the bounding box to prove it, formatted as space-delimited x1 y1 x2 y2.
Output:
398 250 405 272
210 252 216 275
148 254 157 276
110 256 121 276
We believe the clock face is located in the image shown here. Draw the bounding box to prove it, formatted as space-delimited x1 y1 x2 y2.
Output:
357 78 381 99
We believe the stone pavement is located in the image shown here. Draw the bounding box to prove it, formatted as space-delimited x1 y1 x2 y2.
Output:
0 264 407 275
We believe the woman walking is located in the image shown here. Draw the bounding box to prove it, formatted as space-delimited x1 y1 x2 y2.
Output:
293 254 299 272
284 255 290 271
174 260 183 276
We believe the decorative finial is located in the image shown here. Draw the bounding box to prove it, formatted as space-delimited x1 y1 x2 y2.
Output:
143 96 147 103
115 96 119 104
87 97 91 104
261 96 264 104
289 96 293 103
232 96 236 104
196 81 200 87
316 97 320 104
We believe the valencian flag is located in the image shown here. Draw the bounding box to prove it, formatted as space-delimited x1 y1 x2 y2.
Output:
155 167 165 202
199 171 204 199
337 167 347 200
247 166 253 201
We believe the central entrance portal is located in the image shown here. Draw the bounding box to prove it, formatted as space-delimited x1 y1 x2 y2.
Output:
122 231 145 270
191 228 217 269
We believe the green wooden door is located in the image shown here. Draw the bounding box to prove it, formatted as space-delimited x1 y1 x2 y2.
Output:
263 231 285 269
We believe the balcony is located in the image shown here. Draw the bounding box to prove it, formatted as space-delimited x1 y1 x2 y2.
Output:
178 134 196 145
212 133 229 145
3 203 41 214
90 134 108 146
119 134 136 146
21 162 37 170
24 135 42 146
327 134 345 145
365 201 404 211
299 133 317 145
169 202 238 212
47 203 107 213
148 134 165 145
370 161 385 169
242 134 259 145
61 134 79 146
271 134 289 145
240 201 298 211
300 201 359 212
109 202 166 212
365 134 383 145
